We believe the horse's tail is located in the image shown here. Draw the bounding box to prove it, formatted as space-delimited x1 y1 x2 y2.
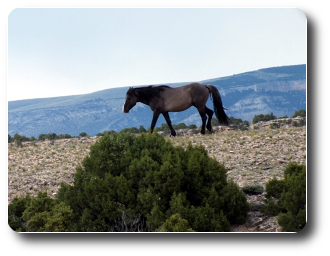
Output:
207 85 229 126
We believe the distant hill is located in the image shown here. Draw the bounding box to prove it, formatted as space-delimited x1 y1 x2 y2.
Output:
8 64 306 137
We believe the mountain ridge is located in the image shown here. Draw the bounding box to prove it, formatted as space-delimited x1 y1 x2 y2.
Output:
8 64 306 137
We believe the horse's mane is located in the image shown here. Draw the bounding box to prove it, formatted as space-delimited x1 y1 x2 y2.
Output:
129 85 170 103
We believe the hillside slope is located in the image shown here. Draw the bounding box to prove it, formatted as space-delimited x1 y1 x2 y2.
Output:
8 118 306 231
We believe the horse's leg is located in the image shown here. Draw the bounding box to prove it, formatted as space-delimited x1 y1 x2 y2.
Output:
205 106 214 133
197 107 207 134
162 112 176 137
150 110 160 133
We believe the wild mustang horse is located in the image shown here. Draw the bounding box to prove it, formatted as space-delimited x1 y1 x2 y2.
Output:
122 82 229 136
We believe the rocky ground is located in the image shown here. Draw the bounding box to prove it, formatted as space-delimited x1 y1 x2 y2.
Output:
8 117 306 232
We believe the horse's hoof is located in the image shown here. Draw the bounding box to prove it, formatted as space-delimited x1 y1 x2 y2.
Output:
206 126 213 133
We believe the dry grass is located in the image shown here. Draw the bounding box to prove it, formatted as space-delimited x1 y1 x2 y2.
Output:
8 137 98 203
170 125 306 189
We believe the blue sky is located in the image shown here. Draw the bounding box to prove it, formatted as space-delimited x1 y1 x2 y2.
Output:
8 8 306 101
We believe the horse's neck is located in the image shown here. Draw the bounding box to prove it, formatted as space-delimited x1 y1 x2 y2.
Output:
138 97 159 111
135 88 160 109
137 97 150 106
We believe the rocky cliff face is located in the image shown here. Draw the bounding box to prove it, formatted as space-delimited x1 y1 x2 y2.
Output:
8 64 306 137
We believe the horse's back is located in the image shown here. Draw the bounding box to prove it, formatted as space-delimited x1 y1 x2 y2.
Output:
160 83 209 112
186 83 209 105
173 82 208 97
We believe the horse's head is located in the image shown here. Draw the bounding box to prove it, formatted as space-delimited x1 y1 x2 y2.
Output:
122 87 137 113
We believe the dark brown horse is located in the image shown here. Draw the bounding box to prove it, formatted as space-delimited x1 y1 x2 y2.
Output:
122 82 229 136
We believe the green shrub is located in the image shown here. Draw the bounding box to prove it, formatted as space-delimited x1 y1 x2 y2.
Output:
188 124 197 129
156 213 195 232
11 133 32 147
261 178 286 216
262 163 306 232
252 112 277 124
278 163 306 232
8 194 32 232
96 130 117 137
9 132 249 232
265 178 285 199
292 119 306 127
138 125 147 133
23 192 73 232
261 198 281 216
242 185 264 195
121 127 140 134
292 109 306 118
79 132 89 137
270 122 280 129
228 117 250 130
9 192 73 232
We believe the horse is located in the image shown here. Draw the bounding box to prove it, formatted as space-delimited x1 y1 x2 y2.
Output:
122 82 229 136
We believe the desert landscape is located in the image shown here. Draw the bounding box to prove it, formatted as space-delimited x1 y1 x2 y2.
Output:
8 117 306 232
